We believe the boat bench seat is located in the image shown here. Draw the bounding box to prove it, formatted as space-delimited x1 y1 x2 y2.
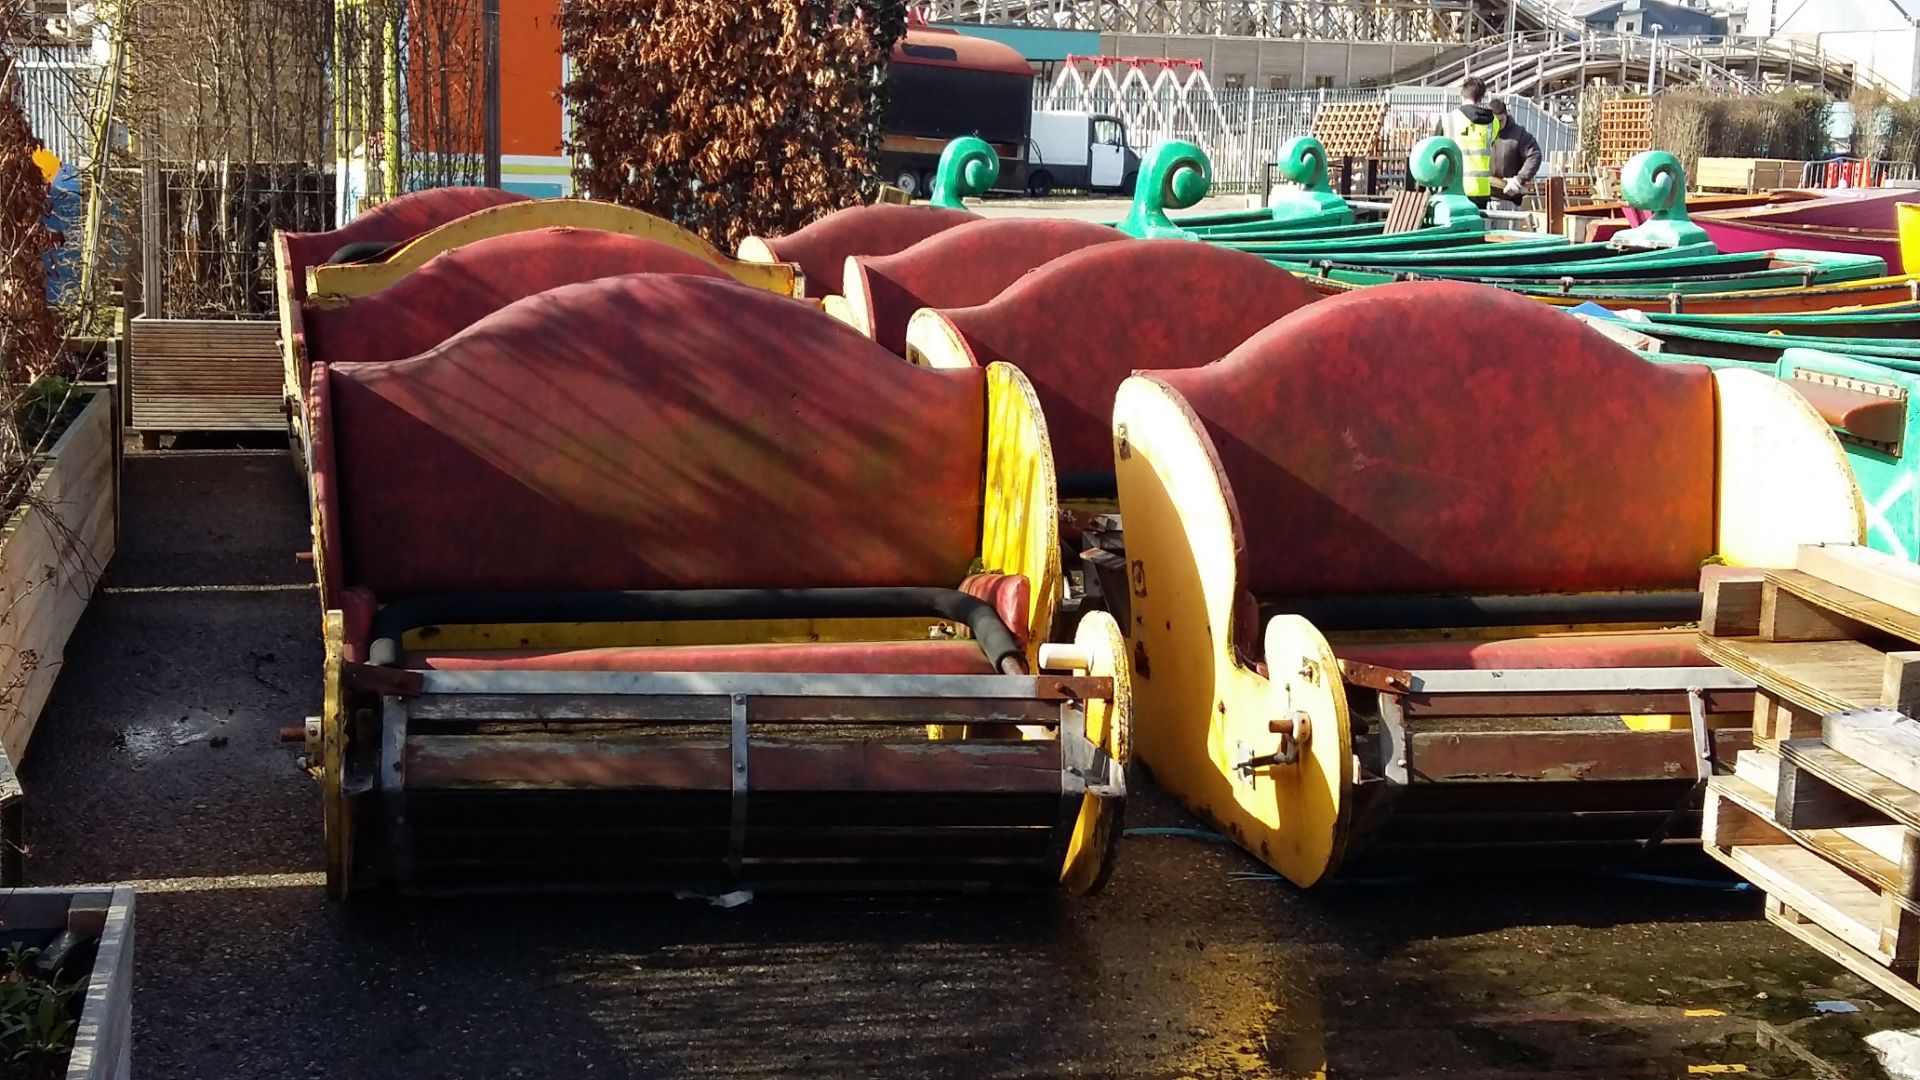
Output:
310 274 998 661
1155 282 1720 668
300 229 726 381
911 240 1320 495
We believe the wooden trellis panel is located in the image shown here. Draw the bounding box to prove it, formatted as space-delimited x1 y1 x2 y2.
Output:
1598 96 1653 170
1311 101 1389 161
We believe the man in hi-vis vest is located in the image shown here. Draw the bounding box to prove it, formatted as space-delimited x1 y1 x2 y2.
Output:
1435 76 1500 208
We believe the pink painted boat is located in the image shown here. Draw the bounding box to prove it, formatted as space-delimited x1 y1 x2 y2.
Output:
1623 187 1920 273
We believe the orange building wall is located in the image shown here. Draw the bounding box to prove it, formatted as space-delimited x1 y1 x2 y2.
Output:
402 0 564 158
500 0 565 157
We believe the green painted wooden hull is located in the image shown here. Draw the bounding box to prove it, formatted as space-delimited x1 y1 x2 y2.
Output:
1221 228 1561 258
1626 321 1920 368
1641 305 1920 339
1309 250 1888 296
1287 248 1884 284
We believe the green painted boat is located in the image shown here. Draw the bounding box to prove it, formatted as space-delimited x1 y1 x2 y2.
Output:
1636 304 1920 338
1295 247 1887 286
1592 316 1920 367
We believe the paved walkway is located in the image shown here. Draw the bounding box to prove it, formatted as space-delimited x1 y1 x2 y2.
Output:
13 449 1915 1078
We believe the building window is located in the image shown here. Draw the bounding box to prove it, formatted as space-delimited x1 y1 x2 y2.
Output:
1223 73 1246 89
1312 75 1335 89
1270 74 1291 89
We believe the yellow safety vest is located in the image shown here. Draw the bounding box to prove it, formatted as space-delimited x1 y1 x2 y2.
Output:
1443 111 1500 199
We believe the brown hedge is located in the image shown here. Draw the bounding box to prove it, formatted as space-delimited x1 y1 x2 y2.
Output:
0 46 61 383
561 0 906 251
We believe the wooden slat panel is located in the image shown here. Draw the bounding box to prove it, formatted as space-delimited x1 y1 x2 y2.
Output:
128 317 282 432
0 392 117 764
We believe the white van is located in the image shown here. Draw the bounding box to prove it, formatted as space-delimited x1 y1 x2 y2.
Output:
1025 111 1142 197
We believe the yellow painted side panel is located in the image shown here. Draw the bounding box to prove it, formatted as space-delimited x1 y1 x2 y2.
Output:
905 309 973 369
820 294 860 332
981 362 1063 659
839 255 876 339
1112 376 1350 887
1713 367 1865 567
1059 609 1132 895
1901 204 1920 280
320 610 351 899
306 200 801 298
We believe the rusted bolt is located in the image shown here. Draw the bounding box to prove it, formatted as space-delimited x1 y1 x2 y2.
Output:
294 550 314 564
278 725 307 743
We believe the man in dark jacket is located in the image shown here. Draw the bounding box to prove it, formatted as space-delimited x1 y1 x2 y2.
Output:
1488 98 1543 212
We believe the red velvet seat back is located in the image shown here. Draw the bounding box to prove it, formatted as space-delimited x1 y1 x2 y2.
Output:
930 241 1319 479
849 219 1124 354
757 205 976 299
279 186 529 303
302 229 725 370
316 275 987 598
1152 281 1717 598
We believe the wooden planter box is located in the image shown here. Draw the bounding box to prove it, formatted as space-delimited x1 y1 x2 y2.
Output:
0 887 135 1079
0 388 119 883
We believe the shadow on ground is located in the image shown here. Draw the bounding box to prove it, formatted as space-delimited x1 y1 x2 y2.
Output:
12 450 1916 1078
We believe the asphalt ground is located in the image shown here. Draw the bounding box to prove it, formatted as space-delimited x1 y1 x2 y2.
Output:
13 447 1920 1079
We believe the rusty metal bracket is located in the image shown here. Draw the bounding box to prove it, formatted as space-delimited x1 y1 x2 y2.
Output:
380 698 415 892
1338 659 1413 695
1377 693 1411 786
345 662 424 698
728 693 749 880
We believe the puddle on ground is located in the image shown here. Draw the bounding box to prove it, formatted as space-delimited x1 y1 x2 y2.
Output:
114 712 224 763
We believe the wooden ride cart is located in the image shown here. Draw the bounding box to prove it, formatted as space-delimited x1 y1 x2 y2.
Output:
299 274 1129 896
275 199 805 470
1111 280 1865 884
904 239 1321 620
835 218 1123 354
737 203 976 300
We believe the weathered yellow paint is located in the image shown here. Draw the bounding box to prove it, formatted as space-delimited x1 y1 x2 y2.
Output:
272 233 307 462
981 361 1063 660
402 617 954 652
321 610 351 899
1111 375 1351 887
1901 204 1920 279
820 294 861 331
305 200 802 298
1712 366 1865 567
735 235 777 264
904 309 973 369
838 255 878 339
1060 609 1132 894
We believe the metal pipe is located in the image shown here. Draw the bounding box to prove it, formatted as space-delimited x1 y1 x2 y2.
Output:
367 587 1031 674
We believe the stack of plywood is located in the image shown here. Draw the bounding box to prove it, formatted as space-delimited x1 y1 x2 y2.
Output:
1697 543 1920 1009
1696 157 1810 193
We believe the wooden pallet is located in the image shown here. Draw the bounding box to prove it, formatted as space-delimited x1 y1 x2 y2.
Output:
1697 546 1920 721
1311 101 1388 161
1696 544 1920 1007
126 317 284 439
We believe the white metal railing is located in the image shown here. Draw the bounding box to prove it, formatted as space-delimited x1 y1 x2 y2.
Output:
9 44 101 166
1408 29 1889 98
1038 79 1578 194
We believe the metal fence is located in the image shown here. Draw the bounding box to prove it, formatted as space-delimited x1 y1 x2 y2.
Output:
13 44 99 167
1040 79 1579 194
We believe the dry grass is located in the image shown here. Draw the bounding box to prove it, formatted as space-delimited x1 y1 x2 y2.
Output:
1650 88 1830 175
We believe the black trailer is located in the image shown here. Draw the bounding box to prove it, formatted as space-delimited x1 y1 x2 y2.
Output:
879 28 1035 199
